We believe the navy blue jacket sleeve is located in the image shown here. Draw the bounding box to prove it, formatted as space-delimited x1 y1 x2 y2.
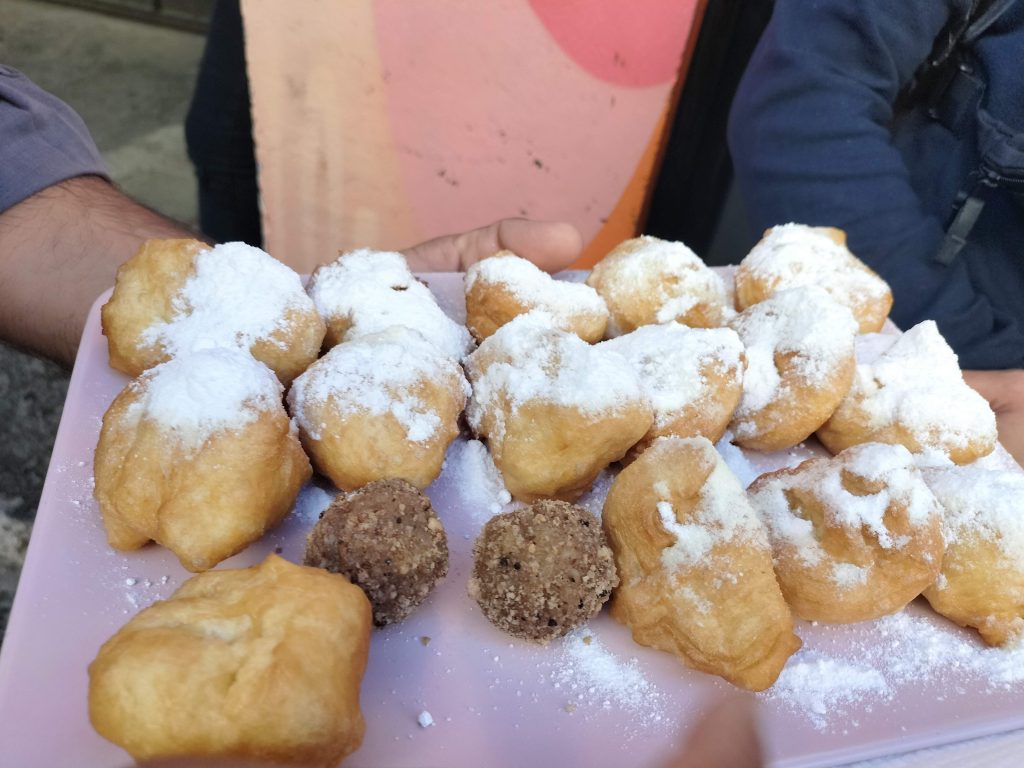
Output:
0 65 109 214
728 0 1024 369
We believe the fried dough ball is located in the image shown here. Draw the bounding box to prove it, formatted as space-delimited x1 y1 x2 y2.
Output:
307 248 473 358
469 500 617 643
465 311 652 501
921 464 1024 646
602 436 800 691
735 224 893 333
585 235 730 336
817 321 997 464
101 239 325 385
89 555 371 767
94 348 311 572
305 479 448 626
729 286 857 452
465 251 609 342
748 443 944 624
601 324 745 459
288 326 468 490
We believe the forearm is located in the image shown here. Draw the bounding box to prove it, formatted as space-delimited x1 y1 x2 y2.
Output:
0 176 200 367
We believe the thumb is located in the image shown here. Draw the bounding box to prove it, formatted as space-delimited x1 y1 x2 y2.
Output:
667 697 763 768
401 218 583 272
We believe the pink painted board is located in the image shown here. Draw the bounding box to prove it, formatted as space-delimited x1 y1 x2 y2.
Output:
241 0 701 271
1 272 1023 768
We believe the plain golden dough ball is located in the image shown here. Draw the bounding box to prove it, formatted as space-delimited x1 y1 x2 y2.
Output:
288 326 468 490
101 239 325 385
585 235 730 336
748 442 944 624
307 248 473 358
600 323 745 459
464 251 608 342
305 479 449 626
921 464 1024 647
734 223 893 333
469 500 618 643
817 321 997 465
728 286 857 452
88 555 372 767
466 311 652 502
602 436 801 691
94 348 311 572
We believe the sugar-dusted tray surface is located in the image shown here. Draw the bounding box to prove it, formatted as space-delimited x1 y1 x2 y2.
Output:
1 271 1023 768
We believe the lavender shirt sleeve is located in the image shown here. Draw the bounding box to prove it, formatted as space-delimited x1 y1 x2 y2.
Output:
0 64 109 213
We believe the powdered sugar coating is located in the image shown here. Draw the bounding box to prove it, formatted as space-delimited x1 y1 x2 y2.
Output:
853 332 898 366
750 443 940 583
842 321 996 452
601 324 744 431
141 241 314 356
588 236 729 336
465 311 644 433
923 464 1024 559
308 249 473 359
121 348 282 450
652 437 767 571
466 252 608 321
739 224 890 323
730 287 857 436
288 326 470 444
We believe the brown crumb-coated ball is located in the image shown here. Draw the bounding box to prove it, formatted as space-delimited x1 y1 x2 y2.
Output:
304 479 448 627
469 500 619 643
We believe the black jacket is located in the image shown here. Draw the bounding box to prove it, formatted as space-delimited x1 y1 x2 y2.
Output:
729 0 1024 369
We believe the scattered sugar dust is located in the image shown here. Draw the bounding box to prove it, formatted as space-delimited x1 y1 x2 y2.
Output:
440 438 511 521
765 611 1024 730
539 630 671 735
117 569 176 614
766 656 889 730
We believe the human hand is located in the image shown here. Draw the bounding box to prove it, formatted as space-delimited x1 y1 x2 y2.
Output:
666 697 763 768
0 176 199 367
963 369 1024 468
401 218 583 273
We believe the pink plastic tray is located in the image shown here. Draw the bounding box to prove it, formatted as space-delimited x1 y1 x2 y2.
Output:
2 273 1023 768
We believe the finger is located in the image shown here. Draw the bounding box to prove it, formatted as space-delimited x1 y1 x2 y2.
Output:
668 696 763 768
962 370 1000 406
486 218 584 272
402 218 583 273
963 369 1024 413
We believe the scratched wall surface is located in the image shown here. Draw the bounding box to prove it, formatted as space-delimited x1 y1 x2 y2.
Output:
242 0 701 272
